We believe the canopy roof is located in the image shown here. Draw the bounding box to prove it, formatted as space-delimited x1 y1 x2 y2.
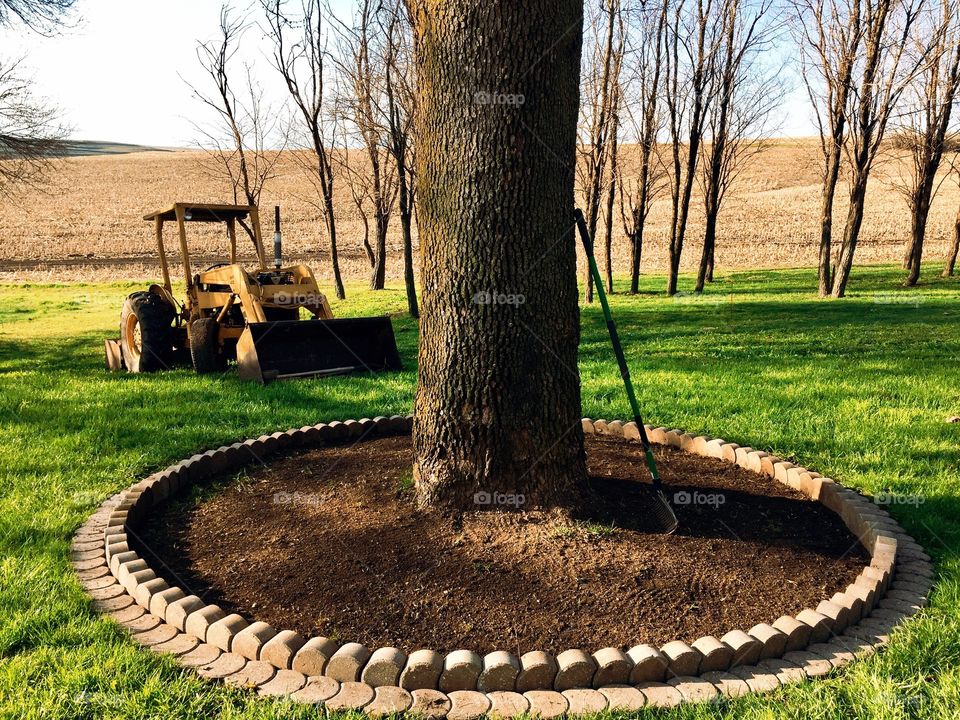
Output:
143 203 254 223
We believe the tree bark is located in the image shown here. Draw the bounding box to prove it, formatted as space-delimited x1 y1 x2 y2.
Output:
697 195 718 293
944 203 960 276
411 0 588 511
602 114 618 294
905 185 931 286
629 220 644 294
831 171 868 298
818 140 843 297
324 184 346 300
399 167 419 317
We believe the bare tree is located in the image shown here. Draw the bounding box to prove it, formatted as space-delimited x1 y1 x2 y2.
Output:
830 0 925 297
379 0 418 316
894 0 960 286
795 0 865 296
0 0 73 197
696 0 783 292
187 5 283 249
578 0 624 302
663 0 721 296
262 0 345 299
0 57 67 196
618 0 669 293
331 0 397 291
0 0 75 32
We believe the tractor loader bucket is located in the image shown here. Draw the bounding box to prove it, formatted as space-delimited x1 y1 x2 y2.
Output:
236 316 402 384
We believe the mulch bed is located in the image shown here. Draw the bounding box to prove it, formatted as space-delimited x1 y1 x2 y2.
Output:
138 434 868 654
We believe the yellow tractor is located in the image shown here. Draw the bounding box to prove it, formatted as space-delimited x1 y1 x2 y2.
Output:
104 202 401 383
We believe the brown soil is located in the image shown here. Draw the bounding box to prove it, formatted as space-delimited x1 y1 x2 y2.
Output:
139 435 868 654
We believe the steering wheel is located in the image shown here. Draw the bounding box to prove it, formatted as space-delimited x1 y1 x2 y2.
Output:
203 262 231 272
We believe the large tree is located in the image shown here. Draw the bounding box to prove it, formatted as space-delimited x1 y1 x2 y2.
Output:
410 0 589 511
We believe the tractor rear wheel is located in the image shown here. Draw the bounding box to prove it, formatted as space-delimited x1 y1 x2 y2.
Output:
119 291 174 373
190 318 226 374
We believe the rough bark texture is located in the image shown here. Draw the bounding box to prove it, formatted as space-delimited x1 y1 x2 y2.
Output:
410 0 588 511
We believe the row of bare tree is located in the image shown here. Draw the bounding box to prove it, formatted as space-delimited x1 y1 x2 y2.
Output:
577 0 960 299
577 0 784 299
799 0 960 296
199 0 786 303
4 0 960 300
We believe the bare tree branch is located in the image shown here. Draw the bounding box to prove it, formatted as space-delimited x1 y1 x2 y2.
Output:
0 56 68 198
186 4 285 250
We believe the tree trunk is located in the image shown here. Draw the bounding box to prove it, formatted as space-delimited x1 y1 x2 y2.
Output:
831 174 868 298
629 221 643 294
697 205 717 294
399 171 419 318
944 203 960 277
905 190 930 287
411 0 588 511
602 140 616 294
325 192 346 300
818 141 843 298
371 212 388 290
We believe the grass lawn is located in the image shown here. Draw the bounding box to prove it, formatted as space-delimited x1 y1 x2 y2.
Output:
1 264 959 718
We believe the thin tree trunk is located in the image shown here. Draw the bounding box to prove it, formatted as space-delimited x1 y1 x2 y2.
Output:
325 192 346 300
706 241 714 281
411 0 588 511
943 203 960 276
602 123 617 294
371 212 387 290
905 187 931 286
399 171 419 317
818 141 843 297
697 197 718 293
831 174 868 298
629 220 644 294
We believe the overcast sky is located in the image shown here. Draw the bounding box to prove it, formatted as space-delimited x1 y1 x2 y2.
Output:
0 0 814 147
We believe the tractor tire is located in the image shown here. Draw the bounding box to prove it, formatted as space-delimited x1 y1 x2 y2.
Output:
190 318 226 374
119 291 174 373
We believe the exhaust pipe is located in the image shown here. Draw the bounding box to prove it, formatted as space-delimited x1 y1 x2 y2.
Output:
273 205 282 269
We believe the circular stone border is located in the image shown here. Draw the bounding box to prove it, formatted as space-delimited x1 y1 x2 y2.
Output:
71 416 933 716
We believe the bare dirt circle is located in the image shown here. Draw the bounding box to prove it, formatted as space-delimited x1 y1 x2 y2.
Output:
138 434 868 654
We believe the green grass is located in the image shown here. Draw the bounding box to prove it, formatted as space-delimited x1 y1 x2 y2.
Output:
1 265 959 718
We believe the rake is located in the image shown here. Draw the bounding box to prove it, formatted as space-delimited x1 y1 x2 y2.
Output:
574 208 679 535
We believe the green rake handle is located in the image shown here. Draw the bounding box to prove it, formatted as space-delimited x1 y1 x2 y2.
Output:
574 208 662 487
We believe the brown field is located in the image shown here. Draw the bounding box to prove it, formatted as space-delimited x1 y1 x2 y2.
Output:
1 138 957 284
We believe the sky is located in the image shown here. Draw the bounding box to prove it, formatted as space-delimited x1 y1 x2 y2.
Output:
0 0 815 147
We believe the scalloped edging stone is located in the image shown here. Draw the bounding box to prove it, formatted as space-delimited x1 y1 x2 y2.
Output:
70 416 931 715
